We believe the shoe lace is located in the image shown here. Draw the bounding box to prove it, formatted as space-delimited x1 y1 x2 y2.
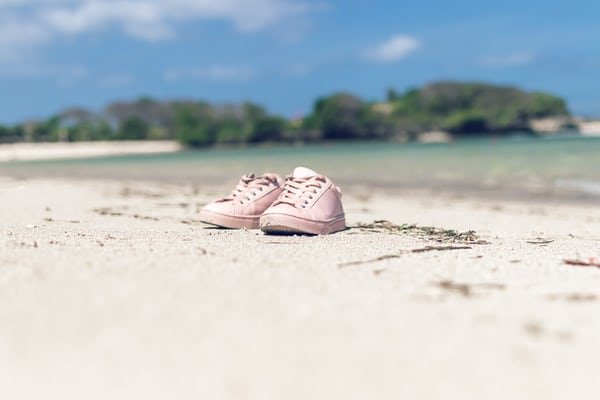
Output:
221 174 276 204
275 175 326 208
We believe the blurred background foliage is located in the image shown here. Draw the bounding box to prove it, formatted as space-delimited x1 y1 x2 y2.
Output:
0 81 569 147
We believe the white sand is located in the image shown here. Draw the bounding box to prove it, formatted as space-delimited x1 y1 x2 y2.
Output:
1 177 600 400
0 141 182 162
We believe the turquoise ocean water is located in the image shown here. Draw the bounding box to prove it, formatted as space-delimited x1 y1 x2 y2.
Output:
1 135 600 202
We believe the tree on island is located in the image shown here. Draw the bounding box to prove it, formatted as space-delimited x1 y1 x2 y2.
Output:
1 81 570 147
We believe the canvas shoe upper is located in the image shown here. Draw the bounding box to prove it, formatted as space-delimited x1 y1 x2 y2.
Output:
200 173 283 229
260 167 346 235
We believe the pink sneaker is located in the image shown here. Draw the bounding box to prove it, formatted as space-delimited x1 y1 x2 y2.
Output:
260 167 346 235
200 173 283 229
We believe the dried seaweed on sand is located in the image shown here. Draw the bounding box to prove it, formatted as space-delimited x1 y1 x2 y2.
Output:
352 220 489 245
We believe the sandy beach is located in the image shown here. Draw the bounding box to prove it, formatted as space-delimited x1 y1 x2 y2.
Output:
1 175 600 399
0 141 182 162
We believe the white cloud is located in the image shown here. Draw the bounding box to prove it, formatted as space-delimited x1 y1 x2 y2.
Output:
0 0 317 62
0 20 49 62
366 35 420 63
41 1 174 40
165 65 255 82
481 51 535 67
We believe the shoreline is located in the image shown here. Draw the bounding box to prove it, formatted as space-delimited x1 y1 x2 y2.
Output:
1 137 599 207
3 134 600 164
0 140 182 162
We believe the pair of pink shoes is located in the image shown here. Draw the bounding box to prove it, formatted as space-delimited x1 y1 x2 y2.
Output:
199 167 346 235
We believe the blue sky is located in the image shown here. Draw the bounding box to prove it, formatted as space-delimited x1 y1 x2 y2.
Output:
1 0 600 123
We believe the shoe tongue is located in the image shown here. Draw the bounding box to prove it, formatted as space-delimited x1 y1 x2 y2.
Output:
292 166 318 178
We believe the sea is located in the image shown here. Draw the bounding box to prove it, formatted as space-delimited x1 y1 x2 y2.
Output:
1 135 600 203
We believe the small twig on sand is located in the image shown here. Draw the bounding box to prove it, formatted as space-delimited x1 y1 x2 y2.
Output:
435 280 506 297
546 293 597 302
338 254 401 268
181 219 204 225
410 245 472 253
564 258 600 268
338 245 472 268
527 238 555 245
436 280 472 296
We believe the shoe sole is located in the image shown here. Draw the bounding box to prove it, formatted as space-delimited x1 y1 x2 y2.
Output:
260 213 346 235
199 210 260 229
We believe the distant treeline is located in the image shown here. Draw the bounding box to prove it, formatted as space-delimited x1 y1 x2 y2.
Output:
0 81 570 147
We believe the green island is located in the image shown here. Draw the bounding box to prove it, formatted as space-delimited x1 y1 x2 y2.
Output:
0 81 572 147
